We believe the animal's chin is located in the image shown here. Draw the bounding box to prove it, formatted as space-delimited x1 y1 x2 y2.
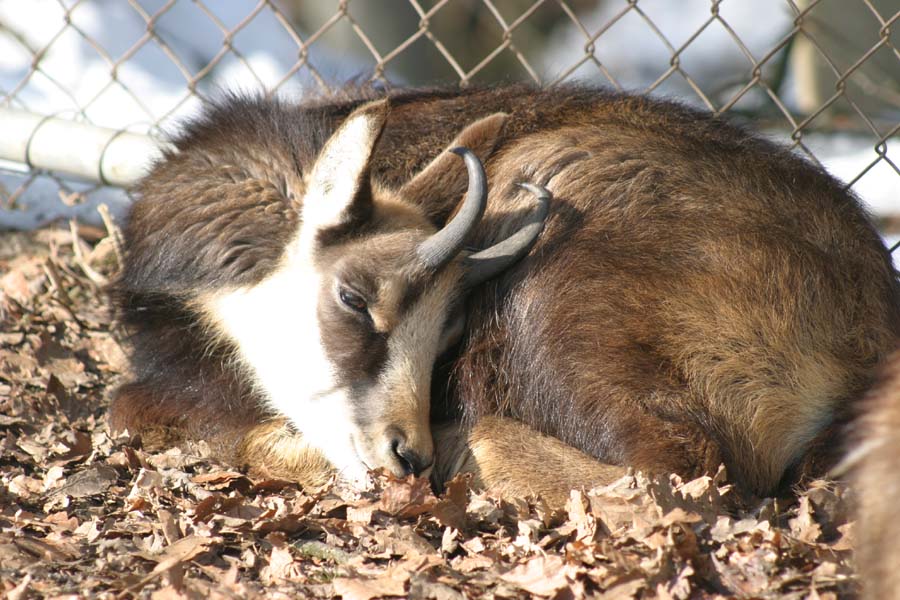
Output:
342 432 412 486
334 434 375 488
336 464 372 488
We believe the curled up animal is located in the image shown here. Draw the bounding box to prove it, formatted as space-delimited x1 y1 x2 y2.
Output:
108 84 900 507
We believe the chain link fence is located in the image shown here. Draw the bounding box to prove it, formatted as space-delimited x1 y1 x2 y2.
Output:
0 0 898 241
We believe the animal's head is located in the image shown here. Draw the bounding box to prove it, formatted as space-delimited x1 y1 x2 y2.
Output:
203 100 548 484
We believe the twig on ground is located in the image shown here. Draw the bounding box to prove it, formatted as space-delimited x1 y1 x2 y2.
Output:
69 220 109 286
42 258 86 329
98 203 125 268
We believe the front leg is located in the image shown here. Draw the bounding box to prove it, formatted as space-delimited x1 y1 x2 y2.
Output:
432 415 627 506
236 418 334 489
110 381 335 490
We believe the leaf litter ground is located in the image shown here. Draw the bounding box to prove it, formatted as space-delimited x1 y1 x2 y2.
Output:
0 225 859 599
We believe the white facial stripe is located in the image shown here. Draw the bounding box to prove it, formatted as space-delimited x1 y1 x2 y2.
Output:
201 241 366 481
208 108 382 477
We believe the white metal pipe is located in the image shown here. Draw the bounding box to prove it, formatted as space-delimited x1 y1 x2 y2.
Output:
0 107 169 187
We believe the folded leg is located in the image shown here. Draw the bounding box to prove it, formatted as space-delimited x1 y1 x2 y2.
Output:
109 379 333 488
432 415 628 506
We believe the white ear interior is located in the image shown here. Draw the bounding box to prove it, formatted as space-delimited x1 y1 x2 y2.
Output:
302 103 387 231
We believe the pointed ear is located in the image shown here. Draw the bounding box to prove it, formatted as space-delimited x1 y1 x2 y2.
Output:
400 112 508 225
301 99 390 233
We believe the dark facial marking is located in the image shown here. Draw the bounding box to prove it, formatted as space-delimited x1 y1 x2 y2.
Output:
317 282 389 385
314 225 463 409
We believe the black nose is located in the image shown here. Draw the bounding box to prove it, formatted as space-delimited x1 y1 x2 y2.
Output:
391 438 433 477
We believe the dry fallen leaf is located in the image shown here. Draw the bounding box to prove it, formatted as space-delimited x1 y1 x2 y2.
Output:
132 534 223 593
192 470 253 492
45 465 118 502
263 544 304 583
332 572 408 600
790 496 823 543
499 555 570 597
377 476 437 519
432 475 470 531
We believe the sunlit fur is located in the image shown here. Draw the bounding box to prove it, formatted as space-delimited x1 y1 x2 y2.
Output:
110 84 900 503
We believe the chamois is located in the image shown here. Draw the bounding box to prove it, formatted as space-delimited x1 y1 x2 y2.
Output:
110 84 900 504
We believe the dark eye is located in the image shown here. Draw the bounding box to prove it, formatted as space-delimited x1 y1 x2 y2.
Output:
339 288 368 313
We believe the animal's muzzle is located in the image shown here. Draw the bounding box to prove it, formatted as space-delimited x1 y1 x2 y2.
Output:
390 434 434 476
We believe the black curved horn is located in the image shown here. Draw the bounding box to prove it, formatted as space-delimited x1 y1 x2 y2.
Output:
416 147 487 270
461 182 551 289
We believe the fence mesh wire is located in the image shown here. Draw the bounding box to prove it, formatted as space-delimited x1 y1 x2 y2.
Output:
0 0 898 234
